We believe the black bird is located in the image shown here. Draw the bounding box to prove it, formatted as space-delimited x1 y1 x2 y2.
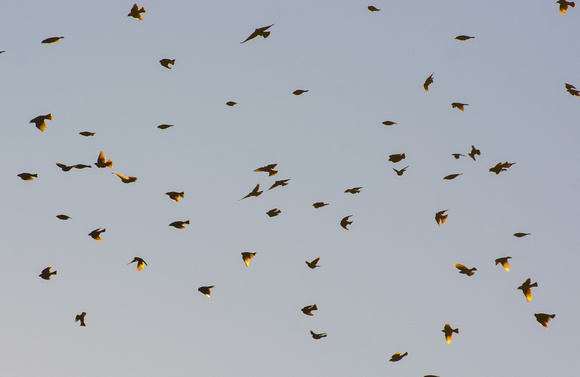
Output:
56 163 74 172
455 35 474 40
452 153 466 159
293 89 308 95
79 131 95 137
18 173 38 181
269 179 290 190
169 220 190 229
30 113 52 132
393 166 409 176
198 285 214 297
266 208 281 217
240 184 263 200
312 202 329 208
495 256 512 271
424 73 434 91
254 164 278 176
75 312 87 327
455 263 477 276
489 161 516 175
442 324 459 343
95 151 113 168
160 59 175 69
73 164 92 169
388 153 405 163
226 101 237 106
435 210 448 226
310 330 327 339
241 24 274 44
157 124 174 129
443 173 462 180
517 278 538 302
113 173 138 183
128 257 147 271
534 313 556 328
451 102 468 111
241 252 256 267
368 5 380 11
557 0 575 14
382 121 397 126
166 191 185 202
306 257 321 269
301 304 318 316
128 3 146 20
89 228 106 241
468 145 480 161
41 36 64 44
56 214 71 220
345 187 362 194
389 352 408 362
514 232 530 238
39 266 57 280
340 215 353 231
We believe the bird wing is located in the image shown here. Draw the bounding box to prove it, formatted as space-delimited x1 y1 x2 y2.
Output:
241 30 260 43
97 151 105 164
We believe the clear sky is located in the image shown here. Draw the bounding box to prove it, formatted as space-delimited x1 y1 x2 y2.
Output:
1 1 579 376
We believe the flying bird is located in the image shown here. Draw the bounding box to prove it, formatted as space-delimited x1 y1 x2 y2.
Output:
128 3 146 20
468 145 480 161
455 35 474 40
489 161 516 175
455 263 477 276
442 324 459 343
269 179 290 190
514 232 530 238
557 0 575 14
388 153 406 163
301 304 318 316
435 210 448 226
88 228 106 241
393 166 409 176
389 352 408 362
451 102 468 111
56 214 71 220
424 73 434 91
29 113 52 132
565 83 580 96
18 173 38 181
39 266 57 280
293 89 308 95
266 208 281 217
160 59 175 69
166 191 185 202
75 312 87 327
452 153 466 159
517 278 538 302
41 36 64 44
73 164 92 169
241 24 274 44
495 256 512 271
443 173 462 180
128 257 147 271
198 285 214 297
240 184 263 200
241 252 256 267
306 257 321 269
254 164 278 176
368 5 380 11
534 313 555 328
157 124 174 129
113 173 138 183
79 131 95 136
344 187 362 194
382 121 397 126
95 151 113 168
56 163 74 172
169 220 190 229
226 101 237 106
310 330 327 339
340 215 353 231
312 202 329 208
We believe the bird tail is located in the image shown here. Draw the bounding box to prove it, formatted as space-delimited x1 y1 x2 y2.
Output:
106 160 113 168
401 153 405 159
140 7 146 13
32 174 38 178
530 282 538 288
549 314 556 319
262 31 271 38
402 352 408 357
572 2 576 8
47 113 53 120
171 59 175 64
312 304 318 310
179 192 185 197
53 270 57 275
454 328 459 334
184 220 190 224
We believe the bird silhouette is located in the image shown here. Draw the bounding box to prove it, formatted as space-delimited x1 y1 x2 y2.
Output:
266 208 281 217
128 257 147 271
79 131 95 137
166 191 185 202
389 352 408 362
565 83 580 96
514 232 530 238
310 330 327 339
306 257 321 269
73 164 92 169
495 256 512 271
95 151 113 168
241 24 274 44
240 184 263 200
312 202 329 208
18 173 38 181
269 179 290 190
56 214 71 220
157 124 174 129
393 166 409 176
340 215 353 231
382 121 397 126
75 312 87 327
455 35 474 40
368 5 381 11
113 173 138 183
301 304 318 316
557 0 575 13
56 163 74 172
89 228 106 241
41 36 64 44
424 73 434 91
160 59 175 69
435 210 448 226
451 102 468 111
226 101 237 106
198 285 214 297
455 263 477 276
39 266 57 280
241 252 256 267
442 324 459 343
468 145 480 161
388 153 405 163
345 187 363 194
517 278 538 302
293 89 308 95
254 164 278 176
534 313 555 328
443 173 462 180
452 153 466 159
169 220 190 229
128 3 146 20
489 161 516 175
29 113 52 132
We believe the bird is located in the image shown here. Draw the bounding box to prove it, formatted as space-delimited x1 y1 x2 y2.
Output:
306 257 321 269
95 151 113 168
198 285 214 297
344 187 362 194
389 352 408 362
443 173 462 180
75 312 87 327
455 35 474 40
79 131 95 136
166 191 185 202
39 266 57 280
310 330 327 339
41 36 64 44
266 208 281 217
293 89 308 95
382 121 397 126
254 164 278 176
29 113 52 132
495 256 512 271
240 184 263 200
88 228 106 241
451 102 468 111
435 210 448 226
160 59 175 69
557 0 575 14
468 145 480 161
368 5 380 11
73 164 92 169
56 163 74 172
128 257 147 271
388 153 406 163
301 304 318 316
534 313 556 328
241 252 256 267
340 215 353 231
157 124 174 129
517 278 538 302
113 173 138 183
565 83 580 96
452 153 466 159
489 162 507 175
0 51 4 54
17 173 38 181
268 179 290 190
169 220 190 229
424 73 434 91
241 24 274 43
442 324 459 343
128 3 146 20
393 166 409 176
455 263 477 276
56 214 71 220
514 232 530 238
312 202 329 208
226 101 237 106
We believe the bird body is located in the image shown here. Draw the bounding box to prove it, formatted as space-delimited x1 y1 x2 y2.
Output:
41 36 64 44
56 163 74 172
534 313 555 328
452 153 466 159
368 5 380 11
340 215 353 231
266 208 281 217
443 173 462 180
56 214 71 220
306 257 321 269
128 257 147 271
557 0 575 13
517 278 538 302
451 102 468 111
514 232 530 238
169 220 190 229
241 252 256 267
442 324 459 343
73 164 92 169
113 173 138 183
312 202 329 208
75 312 87 326
157 124 174 129
18 173 38 181
30 113 52 132
382 120 397 126
95 151 113 168
198 285 214 297
226 101 237 106
435 210 448 226
345 187 362 194
455 263 477 276
388 153 405 163
293 89 308 95
241 24 274 44
89 228 106 241
240 184 263 200
495 256 512 271
310 330 327 339
424 73 434 91
389 352 408 362
79 131 95 136
160 59 175 69
455 35 474 40
39 266 57 280
128 3 146 20
166 191 185 202
301 304 318 316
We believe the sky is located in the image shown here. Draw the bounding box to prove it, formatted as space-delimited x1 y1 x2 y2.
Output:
1 1 579 376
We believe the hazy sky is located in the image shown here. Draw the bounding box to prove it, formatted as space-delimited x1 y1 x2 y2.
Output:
1 1 579 376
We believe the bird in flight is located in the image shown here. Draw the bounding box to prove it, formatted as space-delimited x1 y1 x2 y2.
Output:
393 166 409 176
455 35 474 40
241 24 274 44
95 151 113 168
312 202 329 208
75 312 87 327
73 164 92 170
301 304 318 316
517 278 538 302
56 214 71 220
198 285 214 297
128 257 147 271
226 101 237 106
340 215 353 231
442 324 459 343
557 0 575 14
424 73 434 91
266 208 281 217
269 179 290 190
435 210 448 226
565 83 580 96
443 173 462 180
18 173 38 181
113 173 138 183
534 313 555 328
495 256 512 271
160 59 175 69
166 191 185 202
56 163 74 172
306 257 321 269
489 161 516 175
452 153 466 159
241 252 256 267
368 5 380 12
254 164 278 176
79 131 95 137
455 263 477 276
41 36 64 44
293 89 308 95
388 153 405 163
89 228 106 241
389 352 408 362
128 3 146 20
169 220 190 229
310 330 327 339
345 187 362 194
514 232 530 238
39 266 57 280
240 184 263 200
468 145 480 161
157 124 174 129
382 121 397 126
451 102 468 111
29 113 52 132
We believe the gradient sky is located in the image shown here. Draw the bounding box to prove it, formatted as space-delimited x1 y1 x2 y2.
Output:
1 1 579 376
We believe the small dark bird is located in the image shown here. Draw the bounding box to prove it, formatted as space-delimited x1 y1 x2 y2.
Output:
75 312 87 327
241 24 274 44
240 184 263 200
514 232 530 238
128 3 146 20
495 256 512 271
128 257 147 271
452 153 466 159
226 101 237 106
89 228 106 241
0 51 5 54
518 278 538 302
29 113 52 132
79 131 95 136
39 266 57 280
241 252 256 267
368 5 380 11
41 36 64 44
198 285 214 297
382 121 397 126
266 208 281 217
269 179 290 190
455 35 474 40
388 153 406 163
160 59 175 69
393 166 409 176
451 102 468 111
468 145 480 161
95 151 113 168
443 173 462 180
56 163 74 172
310 330 327 339
254 164 278 176
389 352 408 362
557 0 575 14
169 220 190 229
312 202 329 208
18 173 38 181
166 191 185 202
340 215 353 231
455 263 477 276
73 164 92 169
293 89 308 95
534 313 556 328
157 124 174 129
301 304 318 316
56 214 71 220
489 163 506 175
442 324 459 344
306 257 321 269
435 210 448 226
565 83 576 90
565 83 580 96
345 187 362 194
113 173 137 183
424 73 434 91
